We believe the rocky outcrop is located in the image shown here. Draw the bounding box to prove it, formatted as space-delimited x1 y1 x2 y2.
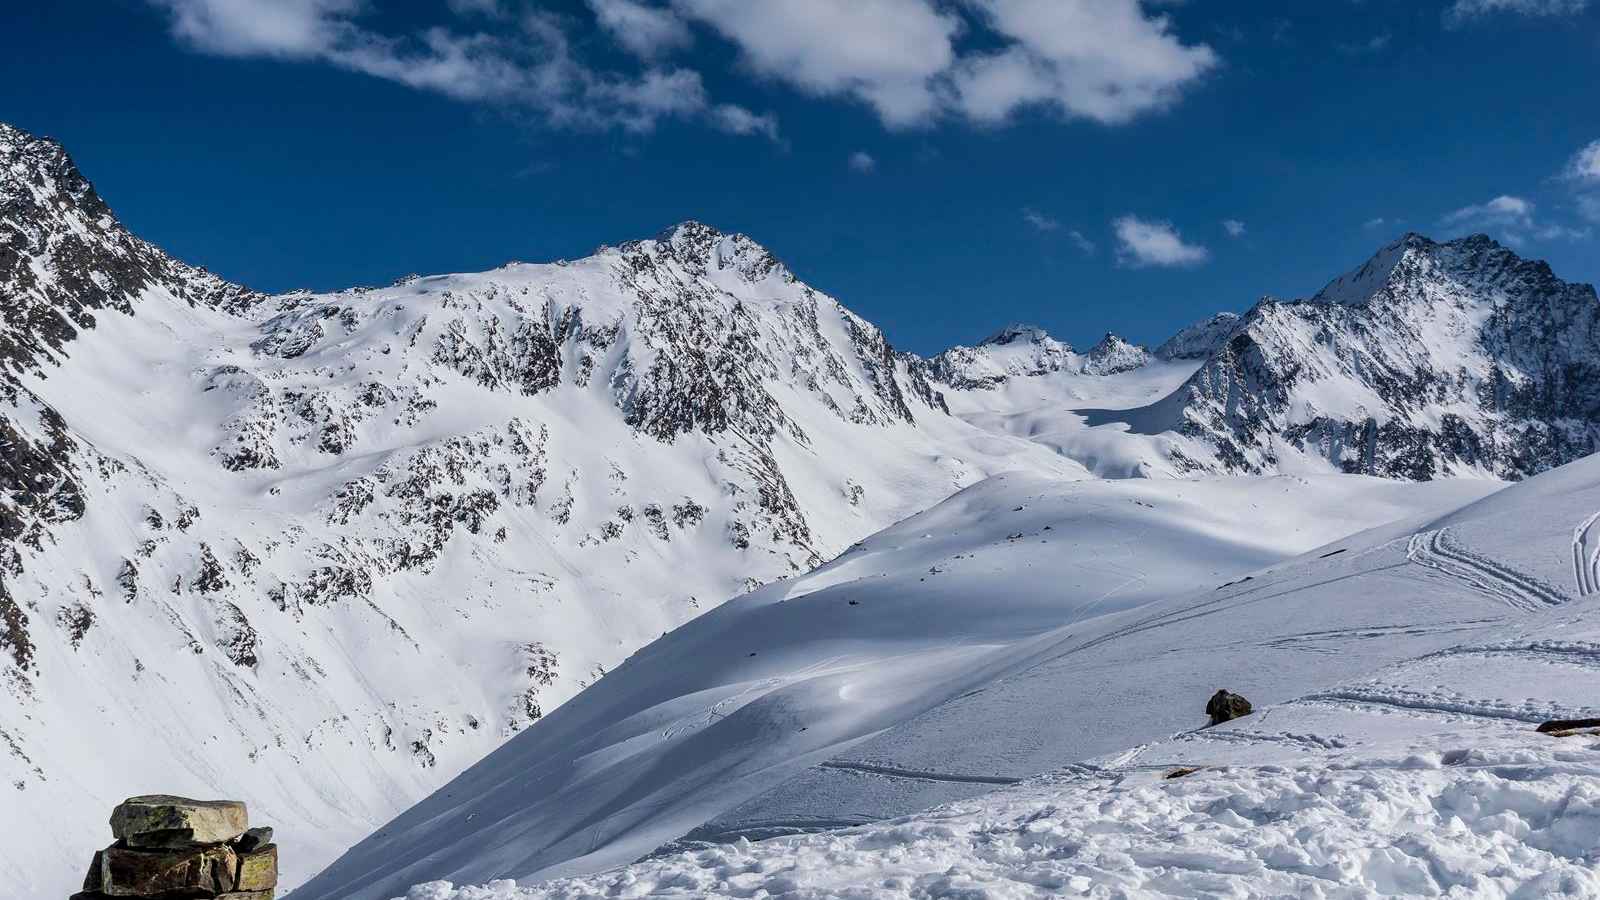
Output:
1205 689 1252 725
74 796 276 899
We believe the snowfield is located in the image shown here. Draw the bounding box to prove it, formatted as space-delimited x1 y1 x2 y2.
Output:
375 454 1600 900
295 470 1501 900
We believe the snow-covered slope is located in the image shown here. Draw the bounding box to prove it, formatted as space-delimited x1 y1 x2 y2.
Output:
294 471 1496 900
382 450 1600 900
0 123 1091 899
1125 234 1600 479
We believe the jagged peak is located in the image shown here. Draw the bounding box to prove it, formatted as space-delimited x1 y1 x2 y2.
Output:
1310 231 1570 308
604 220 793 284
980 323 1064 349
1081 332 1149 375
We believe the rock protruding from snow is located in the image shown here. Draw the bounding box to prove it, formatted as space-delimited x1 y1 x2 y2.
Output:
1204 689 1252 724
1154 311 1241 360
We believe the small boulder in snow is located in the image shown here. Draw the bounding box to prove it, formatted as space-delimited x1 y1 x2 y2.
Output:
1205 689 1252 725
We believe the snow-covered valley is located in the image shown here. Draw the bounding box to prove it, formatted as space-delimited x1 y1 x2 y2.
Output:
7 117 1600 900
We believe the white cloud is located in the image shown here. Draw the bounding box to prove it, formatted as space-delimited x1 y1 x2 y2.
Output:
1221 218 1246 238
147 0 1218 138
674 0 959 127
1445 0 1590 25
848 151 878 173
448 0 506 18
1068 229 1097 255
674 0 1214 129
146 0 774 138
1441 194 1536 230
1362 217 1389 230
588 0 693 59
1022 207 1060 231
1440 195 1590 244
950 0 1218 126
1113 215 1208 267
1580 195 1600 225
1566 140 1600 183
710 104 780 141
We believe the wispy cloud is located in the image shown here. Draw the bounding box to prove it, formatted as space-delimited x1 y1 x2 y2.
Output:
1221 219 1246 238
1441 194 1589 244
1113 215 1209 268
1337 31 1393 54
1022 208 1061 232
1562 140 1600 224
1068 230 1097 255
1445 0 1591 26
145 0 775 138
848 150 877 173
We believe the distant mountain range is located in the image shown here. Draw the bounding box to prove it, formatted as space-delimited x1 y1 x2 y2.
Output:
4 119 1599 897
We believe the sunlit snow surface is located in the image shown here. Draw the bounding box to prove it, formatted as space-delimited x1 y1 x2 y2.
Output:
367 455 1600 899
296 469 1511 900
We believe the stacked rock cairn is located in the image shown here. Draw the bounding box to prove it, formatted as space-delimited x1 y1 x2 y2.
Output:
72 795 277 899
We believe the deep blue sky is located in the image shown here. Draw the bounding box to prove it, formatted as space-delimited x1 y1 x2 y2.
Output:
5 1 1599 355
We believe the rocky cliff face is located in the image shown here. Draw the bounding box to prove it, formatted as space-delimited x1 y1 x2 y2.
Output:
1152 234 1600 479
0 123 1078 899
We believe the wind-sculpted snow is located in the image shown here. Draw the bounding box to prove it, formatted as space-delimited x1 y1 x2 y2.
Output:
0 123 1085 899
296 472 1494 900
381 454 1600 900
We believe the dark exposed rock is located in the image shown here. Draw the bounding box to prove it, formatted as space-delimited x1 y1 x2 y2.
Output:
1205 689 1253 725
100 843 238 896
235 826 273 853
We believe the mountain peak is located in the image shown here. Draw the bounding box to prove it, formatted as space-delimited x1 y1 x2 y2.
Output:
981 323 1057 347
1310 231 1549 308
608 221 792 284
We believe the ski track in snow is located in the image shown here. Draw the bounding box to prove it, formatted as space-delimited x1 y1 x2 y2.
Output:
815 761 1024 786
1406 527 1567 611
1573 510 1600 595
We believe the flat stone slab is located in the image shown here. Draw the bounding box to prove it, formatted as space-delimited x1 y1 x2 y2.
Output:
101 843 238 896
110 794 248 847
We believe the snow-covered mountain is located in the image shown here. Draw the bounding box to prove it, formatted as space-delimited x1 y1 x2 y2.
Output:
1129 234 1600 479
927 324 1150 388
318 444 1600 900
10 118 1600 900
0 122 1094 899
